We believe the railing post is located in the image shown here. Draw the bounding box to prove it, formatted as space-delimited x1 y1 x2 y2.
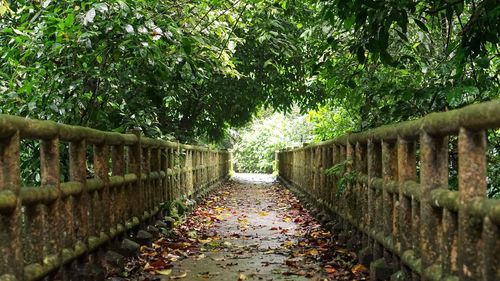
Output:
367 140 382 263
378 141 398 276
175 143 181 198
458 128 486 280
94 143 110 235
397 137 416 279
355 142 368 248
127 129 142 221
168 146 175 202
69 139 89 262
331 144 340 205
111 144 125 234
142 146 151 214
420 133 448 280
160 147 169 204
345 140 355 238
0 131 23 280
150 147 161 208
40 137 63 276
187 150 193 195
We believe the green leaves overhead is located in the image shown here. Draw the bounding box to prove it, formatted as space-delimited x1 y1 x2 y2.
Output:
1 0 498 145
322 0 500 63
312 0 499 132
0 0 325 142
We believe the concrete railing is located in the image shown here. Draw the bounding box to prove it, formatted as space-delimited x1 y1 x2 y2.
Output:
277 100 500 281
0 115 231 281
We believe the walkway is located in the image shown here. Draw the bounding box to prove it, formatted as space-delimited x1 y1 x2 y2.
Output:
119 174 368 280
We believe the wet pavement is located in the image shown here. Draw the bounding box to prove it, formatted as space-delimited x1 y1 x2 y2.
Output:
119 174 368 281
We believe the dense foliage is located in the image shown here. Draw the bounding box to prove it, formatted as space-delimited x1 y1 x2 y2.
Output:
0 0 323 142
306 0 500 133
306 0 499 197
2 0 498 139
1 0 499 195
232 109 313 173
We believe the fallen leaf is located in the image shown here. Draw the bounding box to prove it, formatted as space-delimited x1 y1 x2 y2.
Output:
351 263 368 273
325 265 336 274
194 254 206 260
171 271 188 279
198 238 212 244
307 249 319 256
258 211 268 216
238 273 247 280
155 269 172 275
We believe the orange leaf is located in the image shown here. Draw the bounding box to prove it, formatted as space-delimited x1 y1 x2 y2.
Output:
351 263 368 273
325 265 336 274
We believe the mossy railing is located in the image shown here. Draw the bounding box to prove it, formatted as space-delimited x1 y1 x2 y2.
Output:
277 100 500 281
0 115 231 281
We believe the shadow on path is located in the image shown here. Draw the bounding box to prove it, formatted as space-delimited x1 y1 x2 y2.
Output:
118 174 368 280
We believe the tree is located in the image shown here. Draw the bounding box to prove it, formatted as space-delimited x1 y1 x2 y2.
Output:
0 0 325 143
232 107 313 173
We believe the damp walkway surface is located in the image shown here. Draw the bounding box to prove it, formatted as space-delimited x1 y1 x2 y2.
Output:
120 174 368 281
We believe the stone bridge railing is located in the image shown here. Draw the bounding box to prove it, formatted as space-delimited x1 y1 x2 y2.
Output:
0 115 231 281
277 100 500 281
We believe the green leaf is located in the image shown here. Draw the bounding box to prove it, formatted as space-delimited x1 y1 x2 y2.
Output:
182 37 192 56
455 2 464 16
0 0 11 16
414 18 429 33
356 47 366 64
379 50 394 66
65 13 74 27
344 16 356 29
476 57 489 69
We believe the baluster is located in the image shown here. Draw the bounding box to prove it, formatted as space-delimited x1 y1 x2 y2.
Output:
420 133 447 280
0 131 23 280
458 128 486 280
331 145 340 207
381 140 398 275
356 142 368 249
111 145 125 233
128 131 142 220
40 137 64 277
397 137 416 279
142 147 151 215
69 139 88 269
94 143 110 237
367 140 382 263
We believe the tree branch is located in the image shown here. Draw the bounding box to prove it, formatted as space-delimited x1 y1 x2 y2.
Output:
425 0 464 14
217 3 248 59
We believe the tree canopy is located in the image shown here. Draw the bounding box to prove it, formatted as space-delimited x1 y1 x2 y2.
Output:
0 0 325 142
1 0 499 142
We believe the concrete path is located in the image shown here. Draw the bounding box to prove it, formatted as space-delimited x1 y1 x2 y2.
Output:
120 174 368 281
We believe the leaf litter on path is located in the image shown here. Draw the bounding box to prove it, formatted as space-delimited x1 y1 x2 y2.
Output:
114 174 369 280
